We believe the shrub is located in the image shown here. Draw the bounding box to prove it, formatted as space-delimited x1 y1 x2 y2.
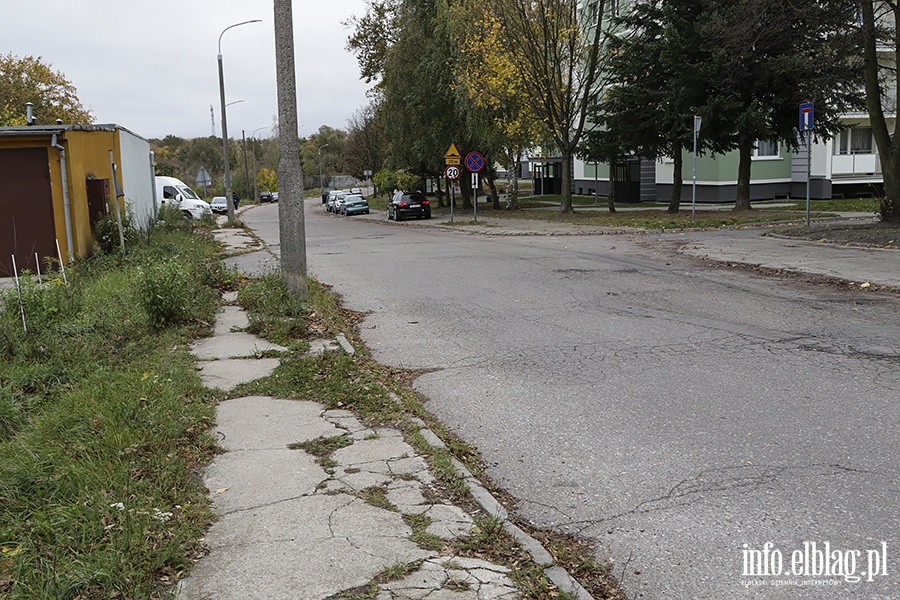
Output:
138 257 217 329
93 212 139 255
154 203 194 233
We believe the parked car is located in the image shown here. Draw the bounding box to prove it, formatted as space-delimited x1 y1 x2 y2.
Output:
388 191 431 221
322 188 333 204
326 190 343 213
210 196 229 214
155 176 211 220
334 193 350 215
272 192 279 202
350 187 363 196
259 191 275 203
341 195 369 216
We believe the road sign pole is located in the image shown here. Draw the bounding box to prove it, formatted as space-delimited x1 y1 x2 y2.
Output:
472 172 478 223
692 115 701 223
806 129 812 226
445 164 460 224
800 102 814 227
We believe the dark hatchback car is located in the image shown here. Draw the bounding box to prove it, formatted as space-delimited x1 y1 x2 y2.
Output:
387 191 431 221
259 191 275 203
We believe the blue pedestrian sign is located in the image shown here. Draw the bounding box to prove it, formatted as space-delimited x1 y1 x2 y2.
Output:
799 102 814 132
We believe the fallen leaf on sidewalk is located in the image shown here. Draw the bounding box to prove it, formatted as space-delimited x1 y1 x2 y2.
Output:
215 488 229 494
860 282 871 289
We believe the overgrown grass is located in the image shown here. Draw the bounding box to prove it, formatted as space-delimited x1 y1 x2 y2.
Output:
451 516 575 600
778 197 881 213
479 205 838 229
238 273 309 346
0 223 224 598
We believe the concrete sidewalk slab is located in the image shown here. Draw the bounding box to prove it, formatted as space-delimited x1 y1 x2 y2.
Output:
679 234 900 288
212 305 249 335
216 396 343 451
377 557 519 600
222 249 280 277
181 496 431 600
195 357 281 390
191 331 285 360
211 228 259 252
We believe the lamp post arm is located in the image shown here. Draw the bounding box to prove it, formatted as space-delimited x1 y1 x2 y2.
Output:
217 19 261 223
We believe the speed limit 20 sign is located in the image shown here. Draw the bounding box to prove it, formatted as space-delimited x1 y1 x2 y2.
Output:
445 165 461 180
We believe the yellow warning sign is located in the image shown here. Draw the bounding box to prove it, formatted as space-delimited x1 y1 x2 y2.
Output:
445 143 461 165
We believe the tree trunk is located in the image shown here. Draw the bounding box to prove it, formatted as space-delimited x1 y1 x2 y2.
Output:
882 151 899 222
506 151 518 210
734 134 753 211
861 0 900 223
461 174 472 210
434 176 446 207
488 168 501 210
560 149 574 213
608 156 617 213
668 151 683 213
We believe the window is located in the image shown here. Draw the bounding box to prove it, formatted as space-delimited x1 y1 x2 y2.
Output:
163 185 178 200
834 127 873 155
753 139 780 158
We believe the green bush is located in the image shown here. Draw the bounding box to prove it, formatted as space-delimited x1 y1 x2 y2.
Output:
238 273 308 344
154 203 194 233
139 257 216 329
93 212 140 255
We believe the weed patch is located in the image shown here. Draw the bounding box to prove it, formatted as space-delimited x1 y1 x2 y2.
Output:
358 486 396 511
0 224 223 598
291 434 354 456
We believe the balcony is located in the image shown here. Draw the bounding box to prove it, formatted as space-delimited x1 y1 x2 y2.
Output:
832 153 881 180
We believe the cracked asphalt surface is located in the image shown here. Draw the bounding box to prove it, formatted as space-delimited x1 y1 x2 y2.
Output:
245 201 899 599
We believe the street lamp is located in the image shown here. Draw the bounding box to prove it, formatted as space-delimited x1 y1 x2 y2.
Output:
218 19 261 222
318 143 329 191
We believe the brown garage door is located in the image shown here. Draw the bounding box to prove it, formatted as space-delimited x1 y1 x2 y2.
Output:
0 147 56 277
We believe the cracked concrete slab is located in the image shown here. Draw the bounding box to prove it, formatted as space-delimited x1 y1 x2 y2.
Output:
331 432 418 468
386 480 430 513
215 396 342 451
191 331 285 360
181 495 432 600
376 557 518 600
179 267 575 599
211 228 259 251
305 337 343 357
423 504 474 540
203 448 325 513
196 357 281 390
212 305 249 335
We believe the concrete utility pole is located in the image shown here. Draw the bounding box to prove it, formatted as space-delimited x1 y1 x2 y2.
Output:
274 0 308 299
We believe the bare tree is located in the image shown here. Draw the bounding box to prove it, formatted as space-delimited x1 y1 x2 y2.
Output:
344 100 386 180
491 0 607 213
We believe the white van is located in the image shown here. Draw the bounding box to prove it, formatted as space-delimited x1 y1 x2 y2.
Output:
155 176 211 220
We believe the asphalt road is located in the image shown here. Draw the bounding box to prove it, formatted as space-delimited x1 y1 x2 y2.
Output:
243 201 899 599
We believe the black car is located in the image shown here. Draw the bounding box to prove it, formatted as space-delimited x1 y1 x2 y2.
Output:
388 191 431 221
259 191 275 203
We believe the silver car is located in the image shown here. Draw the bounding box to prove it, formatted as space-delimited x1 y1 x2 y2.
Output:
210 196 229 214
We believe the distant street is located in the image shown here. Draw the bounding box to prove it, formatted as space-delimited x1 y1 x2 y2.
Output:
243 201 899 599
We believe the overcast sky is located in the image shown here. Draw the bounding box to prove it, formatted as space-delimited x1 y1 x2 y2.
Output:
1 0 372 141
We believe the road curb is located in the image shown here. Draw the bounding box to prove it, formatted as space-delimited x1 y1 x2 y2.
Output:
407 416 596 598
